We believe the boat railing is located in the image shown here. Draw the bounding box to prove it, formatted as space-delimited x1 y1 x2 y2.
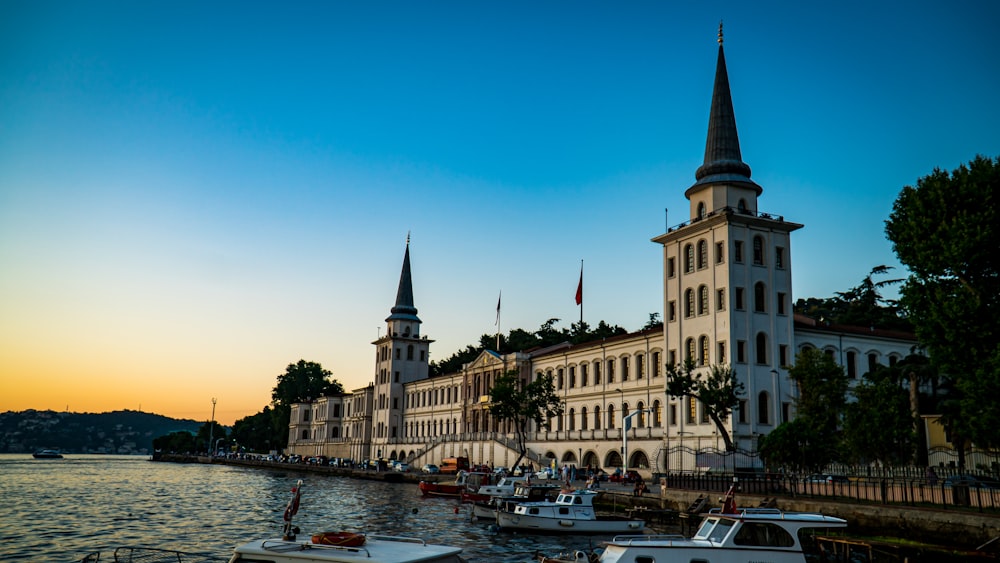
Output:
365 534 430 546
707 507 783 515
610 534 686 544
261 539 371 556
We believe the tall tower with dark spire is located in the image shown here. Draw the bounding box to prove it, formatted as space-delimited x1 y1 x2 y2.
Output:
652 25 802 452
371 236 432 457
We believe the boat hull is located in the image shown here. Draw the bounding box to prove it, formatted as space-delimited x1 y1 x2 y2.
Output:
418 481 464 498
496 512 645 533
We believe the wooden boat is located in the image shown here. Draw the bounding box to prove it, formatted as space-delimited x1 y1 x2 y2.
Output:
419 471 494 498
588 484 847 563
495 489 645 533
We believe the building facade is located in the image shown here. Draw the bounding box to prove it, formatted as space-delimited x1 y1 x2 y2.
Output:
287 33 919 474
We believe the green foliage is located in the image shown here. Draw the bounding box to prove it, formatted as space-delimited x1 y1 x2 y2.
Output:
794 265 910 331
758 419 825 473
664 361 743 451
488 370 564 469
885 155 1000 451
230 407 282 453
430 318 630 376
271 359 344 407
152 431 198 454
194 421 228 452
842 366 917 465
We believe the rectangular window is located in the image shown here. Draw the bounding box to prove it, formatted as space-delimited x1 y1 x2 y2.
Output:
716 289 725 311
738 399 748 424
687 397 697 424
637 354 644 379
607 359 615 383
667 257 676 278
715 241 725 264
779 345 789 367
717 341 726 364
775 247 785 269
735 287 745 310
777 292 786 315
668 301 677 322
782 402 791 423
652 352 660 378
734 240 744 263
736 340 747 363
668 349 677 366
670 404 678 426
581 363 589 386
569 366 576 388
594 362 601 384
621 356 630 381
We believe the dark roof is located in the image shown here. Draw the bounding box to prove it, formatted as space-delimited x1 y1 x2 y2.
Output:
386 241 421 323
687 32 761 197
793 313 917 342
528 324 664 360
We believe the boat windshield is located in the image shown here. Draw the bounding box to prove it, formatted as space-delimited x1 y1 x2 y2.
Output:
693 517 735 543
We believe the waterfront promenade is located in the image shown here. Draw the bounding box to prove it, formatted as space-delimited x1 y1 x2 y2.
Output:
160 454 1000 553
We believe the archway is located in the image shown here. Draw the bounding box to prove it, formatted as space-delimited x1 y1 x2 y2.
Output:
629 450 650 470
605 451 623 468
561 451 577 463
582 451 600 469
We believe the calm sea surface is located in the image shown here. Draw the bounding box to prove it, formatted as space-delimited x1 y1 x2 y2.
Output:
0 454 608 562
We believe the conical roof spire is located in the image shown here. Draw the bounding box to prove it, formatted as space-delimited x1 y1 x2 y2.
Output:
688 23 761 196
386 235 420 323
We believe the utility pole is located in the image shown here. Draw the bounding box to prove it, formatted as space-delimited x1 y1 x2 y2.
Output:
209 398 217 457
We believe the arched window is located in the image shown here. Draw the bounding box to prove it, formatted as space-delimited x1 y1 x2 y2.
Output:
699 335 709 366
685 338 695 362
685 288 695 318
698 285 709 315
581 407 588 430
652 400 662 427
593 405 601 430
684 244 695 273
607 404 616 429
754 282 766 312
758 391 770 424
697 239 708 269
697 201 706 219
568 408 576 431
753 235 765 265
636 401 646 428
756 332 768 365
738 199 747 213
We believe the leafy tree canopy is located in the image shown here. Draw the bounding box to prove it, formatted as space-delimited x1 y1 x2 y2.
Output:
842 366 917 465
488 370 564 470
665 361 743 451
794 265 910 331
885 155 1000 450
430 317 633 376
271 359 344 407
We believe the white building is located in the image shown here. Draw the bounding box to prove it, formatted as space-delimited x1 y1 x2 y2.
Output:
287 32 918 475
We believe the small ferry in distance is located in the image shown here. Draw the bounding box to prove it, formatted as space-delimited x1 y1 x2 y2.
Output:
32 450 63 459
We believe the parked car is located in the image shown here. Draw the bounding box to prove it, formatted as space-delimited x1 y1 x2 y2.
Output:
803 474 850 484
422 464 440 474
609 470 641 484
394 462 410 472
944 474 1000 489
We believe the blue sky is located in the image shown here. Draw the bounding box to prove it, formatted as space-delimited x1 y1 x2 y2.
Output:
2 1 997 424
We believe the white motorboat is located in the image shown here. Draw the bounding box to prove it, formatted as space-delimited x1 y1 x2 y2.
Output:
495 489 645 533
470 483 560 519
592 485 847 563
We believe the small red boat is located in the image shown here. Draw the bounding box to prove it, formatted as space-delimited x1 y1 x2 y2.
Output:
419 471 495 498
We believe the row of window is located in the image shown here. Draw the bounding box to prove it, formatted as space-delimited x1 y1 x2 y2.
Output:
669 284 788 321
549 352 662 390
673 333 789 367
668 236 786 277
547 400 664 432
377 343 426 363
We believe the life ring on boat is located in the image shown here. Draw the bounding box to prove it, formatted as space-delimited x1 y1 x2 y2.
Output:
311 532 366 547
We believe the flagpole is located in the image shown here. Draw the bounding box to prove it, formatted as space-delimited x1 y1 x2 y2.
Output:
495 290 501 351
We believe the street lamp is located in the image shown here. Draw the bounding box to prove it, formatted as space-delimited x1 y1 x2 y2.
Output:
209 398 217 457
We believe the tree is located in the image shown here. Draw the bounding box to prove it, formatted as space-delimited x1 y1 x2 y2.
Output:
885 155 1000 451
270 360 344 449
842 366 916 465
794 265 909 331
195 421 227 454
488 370 564 470
664 361 744 451
758 418 823 473
231 408 279 454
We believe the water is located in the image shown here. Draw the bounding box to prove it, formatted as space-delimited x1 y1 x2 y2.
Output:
0 455 607 562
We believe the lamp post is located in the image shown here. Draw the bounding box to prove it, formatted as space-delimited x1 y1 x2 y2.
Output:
209 398 217 457
614 389 625 471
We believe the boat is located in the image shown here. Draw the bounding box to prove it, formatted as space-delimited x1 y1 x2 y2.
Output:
32 449 63 459
469 482 561 520
495 489 645 533
418 470 494 498
79 480 467 563
461 474 531 504
588 484 848 563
